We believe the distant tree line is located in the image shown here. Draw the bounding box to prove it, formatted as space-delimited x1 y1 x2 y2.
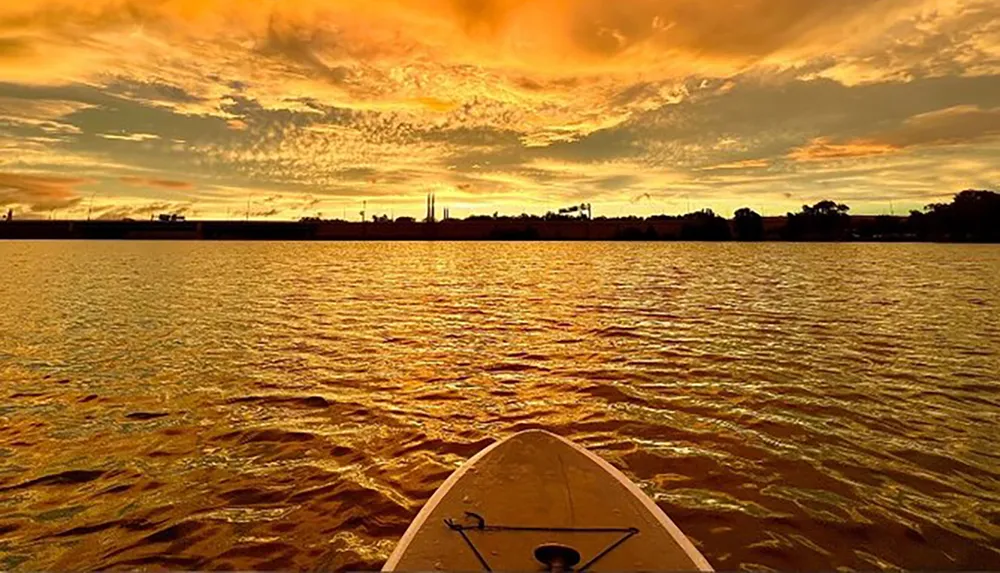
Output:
906 190 1000 242
607 190 999 242
773 190 999 242
297 190 998 242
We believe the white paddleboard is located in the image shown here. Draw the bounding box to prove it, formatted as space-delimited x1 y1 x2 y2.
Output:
384 430 713 571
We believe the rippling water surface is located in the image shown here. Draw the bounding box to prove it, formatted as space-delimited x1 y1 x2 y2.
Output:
1 241 999 570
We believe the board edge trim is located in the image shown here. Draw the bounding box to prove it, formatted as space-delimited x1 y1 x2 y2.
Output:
382 434 509 570
382 430 714 572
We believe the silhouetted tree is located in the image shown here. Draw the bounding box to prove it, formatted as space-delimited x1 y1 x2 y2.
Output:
733 207 764 241
802 201 850 217
910 190 1000 242
784 200 851 240
680 209 731 241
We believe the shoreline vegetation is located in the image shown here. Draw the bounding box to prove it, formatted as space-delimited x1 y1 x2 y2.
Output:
2 190 998 243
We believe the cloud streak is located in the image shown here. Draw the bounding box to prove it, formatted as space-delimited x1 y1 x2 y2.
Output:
0 172 87 211
119 176 194 189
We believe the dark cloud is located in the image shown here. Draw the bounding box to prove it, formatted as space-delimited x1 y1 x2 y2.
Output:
451 0 513 33
420 125 522 147
0 81 115 110
334 167 380 181
300 195 321 209
879 105 1000 148
594 174 639 190
249 207 280 217
534 74 1000 169
642 74 1000 142
220 96 356 132
534 124 642 163
447 144 529 171
513 76 544 91
259 17 351 85
0 36 33 58
104 80 206 105
611 82 660 107
72 99 226 145
788 105 1000 161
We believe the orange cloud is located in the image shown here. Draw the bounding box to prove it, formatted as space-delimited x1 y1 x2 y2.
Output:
789 138 899 162
0 172 87 211
119 176 194 190
0 0 976 88
1 0 992 157
701 158 770 170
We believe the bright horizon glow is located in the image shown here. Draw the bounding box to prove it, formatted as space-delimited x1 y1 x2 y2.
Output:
1 0 998 220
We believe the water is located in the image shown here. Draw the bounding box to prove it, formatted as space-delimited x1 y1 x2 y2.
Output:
1 241 998 570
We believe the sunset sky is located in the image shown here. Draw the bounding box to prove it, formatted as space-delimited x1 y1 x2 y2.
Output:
1 0 998 220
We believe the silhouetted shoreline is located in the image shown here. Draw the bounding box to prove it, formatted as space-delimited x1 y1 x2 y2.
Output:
2 190 997 243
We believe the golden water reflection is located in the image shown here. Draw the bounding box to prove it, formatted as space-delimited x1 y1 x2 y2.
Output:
0 242 998 570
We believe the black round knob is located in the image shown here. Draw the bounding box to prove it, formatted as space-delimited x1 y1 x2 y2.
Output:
534 543 582 571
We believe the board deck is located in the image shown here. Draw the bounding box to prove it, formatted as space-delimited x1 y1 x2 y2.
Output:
383 430 713 571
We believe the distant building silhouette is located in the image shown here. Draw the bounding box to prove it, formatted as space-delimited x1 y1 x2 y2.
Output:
557 203 593 219
425 193 437 223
